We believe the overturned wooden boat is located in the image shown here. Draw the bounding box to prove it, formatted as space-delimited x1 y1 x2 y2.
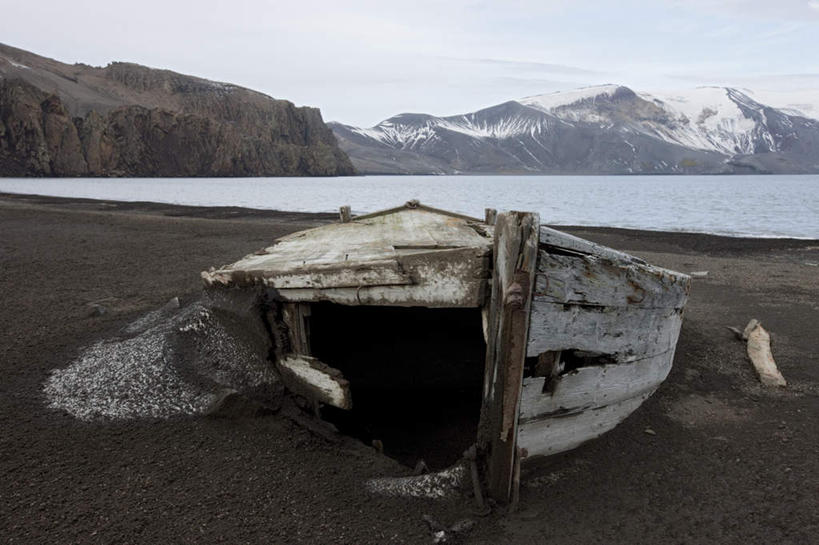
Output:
202 201 690 503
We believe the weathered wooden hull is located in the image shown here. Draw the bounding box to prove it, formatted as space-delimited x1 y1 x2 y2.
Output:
517 226 690 460
203 203 691 503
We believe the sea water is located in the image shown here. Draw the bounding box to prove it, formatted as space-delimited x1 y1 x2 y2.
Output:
1 175 817 239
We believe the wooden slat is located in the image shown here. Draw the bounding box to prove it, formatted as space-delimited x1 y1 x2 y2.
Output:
278 354 352 410
477 211 539 504
518 394 649 459
534 250 689 309
527 301 684 357
269 247 490 308
539 225 647 264
519 350 675 422
258 259 412 289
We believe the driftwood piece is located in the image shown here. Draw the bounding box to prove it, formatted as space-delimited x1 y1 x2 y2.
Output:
727 319 786 387
339 205 352 223
478 211 539 504
485 208 497 225
744 320 786 387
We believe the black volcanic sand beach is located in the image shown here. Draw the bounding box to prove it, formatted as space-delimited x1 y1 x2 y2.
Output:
1 193 818 544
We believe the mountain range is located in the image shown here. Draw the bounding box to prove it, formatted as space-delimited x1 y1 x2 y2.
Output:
0 43 354 177
330 85 819 175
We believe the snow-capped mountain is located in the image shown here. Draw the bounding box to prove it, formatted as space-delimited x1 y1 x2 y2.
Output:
329 85 819 174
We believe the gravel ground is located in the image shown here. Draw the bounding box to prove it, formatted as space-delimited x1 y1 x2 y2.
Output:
1 193 818 544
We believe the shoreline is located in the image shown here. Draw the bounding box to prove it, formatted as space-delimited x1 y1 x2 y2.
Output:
1 192 818 543
2 191 817 245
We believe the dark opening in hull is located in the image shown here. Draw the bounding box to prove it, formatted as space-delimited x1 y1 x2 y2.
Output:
310 303 486 469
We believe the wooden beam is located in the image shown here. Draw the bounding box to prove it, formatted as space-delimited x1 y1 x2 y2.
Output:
339 205 352 223
477 211 539 504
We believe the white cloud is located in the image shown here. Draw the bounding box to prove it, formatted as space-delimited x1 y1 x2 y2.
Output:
0 0 817 125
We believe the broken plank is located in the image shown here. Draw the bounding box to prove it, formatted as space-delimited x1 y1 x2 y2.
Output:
519 350 674 422
278 354 352 410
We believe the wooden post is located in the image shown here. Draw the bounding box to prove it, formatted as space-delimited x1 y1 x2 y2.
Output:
282 302 311 355
477 211 539 504
339 205 352 223
485 208 497 225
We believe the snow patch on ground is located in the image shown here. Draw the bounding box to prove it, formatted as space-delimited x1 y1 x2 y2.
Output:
1 57 30 69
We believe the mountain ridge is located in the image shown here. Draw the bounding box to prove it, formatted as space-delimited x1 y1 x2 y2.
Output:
0 43 355 177
330 84 819 175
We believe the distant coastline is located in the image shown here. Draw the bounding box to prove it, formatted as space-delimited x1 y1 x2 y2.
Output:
2 172 818 239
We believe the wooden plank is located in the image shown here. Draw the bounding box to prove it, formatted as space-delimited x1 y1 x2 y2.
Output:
203 207 495 293
269 247 490 308
519 350 675 422
278 354 352 410
258 259 412 289
539 225 648 264
477 211 539 504
534 250 690 309
518 394 649 458
527 301 684 357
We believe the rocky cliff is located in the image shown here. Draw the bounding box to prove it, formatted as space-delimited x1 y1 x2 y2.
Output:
0 44 355 177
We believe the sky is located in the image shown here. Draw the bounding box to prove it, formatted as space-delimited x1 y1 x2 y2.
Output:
1 0 818 126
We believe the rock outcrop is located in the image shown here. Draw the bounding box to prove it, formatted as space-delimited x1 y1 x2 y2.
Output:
0 43 354 177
